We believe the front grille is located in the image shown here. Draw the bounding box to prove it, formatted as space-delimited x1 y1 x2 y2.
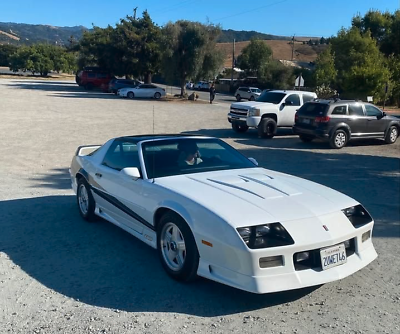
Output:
293 238 356 271
230 107 248 116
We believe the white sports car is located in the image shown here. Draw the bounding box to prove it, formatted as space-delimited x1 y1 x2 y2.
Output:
70 135 377 294
117 84 166 99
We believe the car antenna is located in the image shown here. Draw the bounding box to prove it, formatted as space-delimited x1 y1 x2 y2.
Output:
152 105 155 184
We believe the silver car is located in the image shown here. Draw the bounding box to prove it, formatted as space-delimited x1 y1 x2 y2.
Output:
235 87 262 101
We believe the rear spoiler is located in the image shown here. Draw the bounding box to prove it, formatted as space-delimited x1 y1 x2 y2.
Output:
75 145 102 156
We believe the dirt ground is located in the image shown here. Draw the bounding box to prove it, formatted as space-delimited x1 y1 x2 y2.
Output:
0 79 399 334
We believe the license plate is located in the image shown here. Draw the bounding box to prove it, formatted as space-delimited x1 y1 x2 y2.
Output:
320 243 347 270
302 118 311 124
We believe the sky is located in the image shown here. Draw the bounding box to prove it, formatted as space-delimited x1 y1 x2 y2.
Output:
0 0 399 37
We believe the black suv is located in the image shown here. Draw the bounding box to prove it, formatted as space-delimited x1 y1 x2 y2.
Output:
293 99 400 148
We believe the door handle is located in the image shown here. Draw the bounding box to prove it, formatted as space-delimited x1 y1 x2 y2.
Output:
95 172 102 178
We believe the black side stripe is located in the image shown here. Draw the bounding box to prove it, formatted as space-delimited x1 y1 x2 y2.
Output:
91 187 155 231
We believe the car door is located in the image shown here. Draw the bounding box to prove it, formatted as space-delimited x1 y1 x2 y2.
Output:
279 94 301 126
364 104 387 137
92 140 146 234
347 103 369 137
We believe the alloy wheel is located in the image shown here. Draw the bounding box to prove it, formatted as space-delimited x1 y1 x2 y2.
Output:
335 132 346 147
78 184 89 215
160 222 186 271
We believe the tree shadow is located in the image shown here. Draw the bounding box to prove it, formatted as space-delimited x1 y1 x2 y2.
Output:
30 168 71 190
7 81 84 93
0 195 318 316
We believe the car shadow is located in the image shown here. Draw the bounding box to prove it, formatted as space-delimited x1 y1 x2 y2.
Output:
7 81 84 93
0 195 318 316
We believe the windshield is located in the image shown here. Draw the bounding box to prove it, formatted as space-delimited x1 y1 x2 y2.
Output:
257 91 286 104
297 102 329 116
142 138 256 179
251 88 261 93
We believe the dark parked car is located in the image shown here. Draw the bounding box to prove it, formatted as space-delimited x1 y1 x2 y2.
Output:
108 79 142 94
293 99 400 148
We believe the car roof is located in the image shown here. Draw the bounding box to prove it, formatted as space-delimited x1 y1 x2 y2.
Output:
115 134 214 143
268 90 316 94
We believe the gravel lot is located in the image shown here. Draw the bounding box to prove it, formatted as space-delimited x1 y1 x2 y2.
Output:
0 79 399 334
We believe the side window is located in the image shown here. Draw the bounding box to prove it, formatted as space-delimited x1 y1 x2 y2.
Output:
302 95 315 103
87 72 96 78
365 105 382 117
331 106 347 115
97 73 108 78
102 141 140 171
285 94 300 106
348 104 364 116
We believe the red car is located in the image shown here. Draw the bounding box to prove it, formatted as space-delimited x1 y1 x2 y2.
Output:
76 68 114 90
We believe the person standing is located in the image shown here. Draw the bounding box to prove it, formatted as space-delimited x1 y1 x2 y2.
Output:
209 83 216 104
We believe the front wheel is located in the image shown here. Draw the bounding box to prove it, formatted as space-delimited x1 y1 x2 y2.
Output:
249 95 255 101
385 126 398 144
77 178 96 221
258 118 277 139
157 212 199 282
127 91 135 99
232 122 249 133
154 92 161 99
330 129 348 149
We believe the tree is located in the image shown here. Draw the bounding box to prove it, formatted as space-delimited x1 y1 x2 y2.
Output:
161 21 223 96
388 55 400 106
236 39 272 76
330 27 390 101
0 45 18 66
314 45 337 86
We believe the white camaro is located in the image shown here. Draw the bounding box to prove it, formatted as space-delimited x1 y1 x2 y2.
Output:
117 84 166 99
70 135 377 294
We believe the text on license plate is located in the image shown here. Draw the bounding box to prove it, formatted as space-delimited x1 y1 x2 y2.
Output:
320 243 347 270
302 118 311 124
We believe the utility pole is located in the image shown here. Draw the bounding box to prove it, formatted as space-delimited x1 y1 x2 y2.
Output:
231 39 235 87
291 35 295 61
133 7 138 20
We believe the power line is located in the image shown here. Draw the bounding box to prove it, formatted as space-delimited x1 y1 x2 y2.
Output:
213 0 289 22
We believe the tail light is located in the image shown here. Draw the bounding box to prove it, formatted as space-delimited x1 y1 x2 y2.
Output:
295 113 299 122
315 116 330 123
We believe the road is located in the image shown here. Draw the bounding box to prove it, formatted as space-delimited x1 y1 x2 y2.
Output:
0 78 399 334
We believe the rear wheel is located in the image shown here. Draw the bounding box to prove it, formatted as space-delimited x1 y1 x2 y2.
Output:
330 129 348 149
127 91 134 99
249 95 255 101
77 178 96 221
232 122 249 133
236 94 241 102
154 92 161 99
258 118 277 139
299 134 315 142
157 212 199 282
385 126 398 144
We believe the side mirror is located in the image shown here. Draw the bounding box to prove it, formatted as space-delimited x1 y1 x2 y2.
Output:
248 157 259 166
120 167 141 180
377 112 386 119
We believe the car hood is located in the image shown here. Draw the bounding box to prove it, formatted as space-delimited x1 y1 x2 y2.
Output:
230 101 276 109
155 168 357 228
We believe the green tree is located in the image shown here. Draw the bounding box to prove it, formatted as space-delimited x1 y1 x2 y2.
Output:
0 45 18 66
330 27 390 101
387 55 400 106
237 39 272 76
314 45 337 86
161 20 223 96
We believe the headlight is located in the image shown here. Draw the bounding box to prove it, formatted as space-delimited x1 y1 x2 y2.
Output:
248 108 261 117
237 223 294 249
342 204 372 228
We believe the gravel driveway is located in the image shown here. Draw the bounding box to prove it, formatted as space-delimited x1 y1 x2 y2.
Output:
0 79 399 334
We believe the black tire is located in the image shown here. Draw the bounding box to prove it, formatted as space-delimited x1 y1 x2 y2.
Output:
329 129 348 149
154 92 161 99
299 134 315 142
236 94 241 102
84 83 93 90
76 178 96 221
157 212 199 282
232 122 249 133
249 95 255 101
258 118 277 139
127 91 134 99
385 126 398 144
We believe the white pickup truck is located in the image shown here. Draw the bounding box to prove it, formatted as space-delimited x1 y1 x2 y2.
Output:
228 90 317 138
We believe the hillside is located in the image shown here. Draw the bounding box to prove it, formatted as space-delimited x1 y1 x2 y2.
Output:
217 40 327 67
0 22 87 46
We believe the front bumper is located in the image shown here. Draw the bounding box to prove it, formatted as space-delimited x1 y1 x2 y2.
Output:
197 216 377 294
227 113 260 128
